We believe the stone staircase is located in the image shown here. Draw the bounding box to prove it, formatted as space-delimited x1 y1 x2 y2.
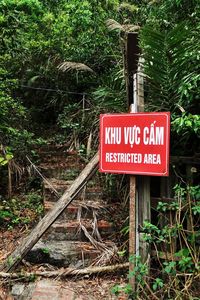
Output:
26 144 116 268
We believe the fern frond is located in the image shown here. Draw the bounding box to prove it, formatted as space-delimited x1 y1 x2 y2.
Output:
106 19 123 31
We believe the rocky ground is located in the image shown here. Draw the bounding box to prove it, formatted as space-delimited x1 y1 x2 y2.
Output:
1 276 128 300
0 227 128 299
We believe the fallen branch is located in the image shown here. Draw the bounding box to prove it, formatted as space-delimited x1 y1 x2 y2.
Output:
0 262 129 279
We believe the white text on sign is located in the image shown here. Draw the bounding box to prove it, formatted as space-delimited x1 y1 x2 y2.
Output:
105 153 161 164
105 123 164 147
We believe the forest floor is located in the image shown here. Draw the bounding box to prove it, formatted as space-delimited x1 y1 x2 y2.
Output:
0 227 128 299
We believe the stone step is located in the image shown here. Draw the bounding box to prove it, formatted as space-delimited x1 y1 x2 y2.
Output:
37 149 77 157
40 167 82 180
44 189 104 202
39 154 83 165
39 162 83 172
27 146 117 270
44 219 113 241
43 178 101 190
43 178 73 191
40 157 79 165
44 200 107 220
11 280 76 300
36 143 72 153
25 240 102 267
43 179 104 202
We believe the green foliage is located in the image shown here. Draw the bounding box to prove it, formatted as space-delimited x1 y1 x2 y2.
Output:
41 247 50 254
112 256 148 298
172 114 200 136
0 148 13 166
0 52 40 165
57 103 81 131
163 261 176 276
171 114 200 154
1 0 121 116
111 283 132 296
0 192 43 228
114 183 200 298
140 22 200 112
137 0 200 155
152 278 164 291
129 255 148 286
157 201 179 212
175 248 194 272
192 202 200 215
92 67 126 113
0 0 124 154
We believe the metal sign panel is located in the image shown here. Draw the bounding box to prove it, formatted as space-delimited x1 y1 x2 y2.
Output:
100 112 170 176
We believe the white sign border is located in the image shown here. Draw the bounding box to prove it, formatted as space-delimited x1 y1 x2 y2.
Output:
100 112 170 176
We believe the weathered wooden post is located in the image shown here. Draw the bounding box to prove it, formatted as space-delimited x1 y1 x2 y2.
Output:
125 33 151 290
125 32 140 292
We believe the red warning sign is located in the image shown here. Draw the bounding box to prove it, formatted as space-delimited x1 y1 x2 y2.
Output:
100 112 170 176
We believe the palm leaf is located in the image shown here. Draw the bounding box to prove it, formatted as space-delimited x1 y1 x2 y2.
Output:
140 21 199 111
106 19 140 33
58 61 94 73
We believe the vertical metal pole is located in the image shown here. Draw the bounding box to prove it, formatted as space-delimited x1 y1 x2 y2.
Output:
137 58 151 266
129 175 136 291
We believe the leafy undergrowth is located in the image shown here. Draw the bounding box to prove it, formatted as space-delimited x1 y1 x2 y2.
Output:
112 184 200 300
0 191 44 269
0 191 44 265
0 191 43 230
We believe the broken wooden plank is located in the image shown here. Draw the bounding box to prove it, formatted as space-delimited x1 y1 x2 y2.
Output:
0 152 99 272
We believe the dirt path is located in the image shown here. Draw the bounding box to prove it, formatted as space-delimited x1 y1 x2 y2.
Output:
1 275 128 299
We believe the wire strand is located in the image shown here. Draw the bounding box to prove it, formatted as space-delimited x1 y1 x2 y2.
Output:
20 85 88 96
26 156 60 197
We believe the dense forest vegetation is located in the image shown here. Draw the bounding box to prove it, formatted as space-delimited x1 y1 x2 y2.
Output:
1 0 200 159
0 0 200 298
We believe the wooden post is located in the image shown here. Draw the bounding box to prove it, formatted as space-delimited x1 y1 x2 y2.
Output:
123 32 151 291
129 54 151 290
123 32 140 292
